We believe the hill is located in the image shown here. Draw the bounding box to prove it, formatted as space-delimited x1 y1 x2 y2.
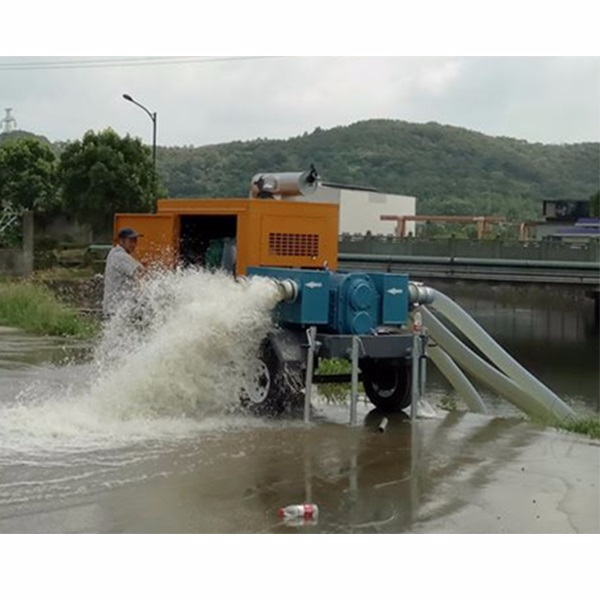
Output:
156 120 599 219
0 130 53 147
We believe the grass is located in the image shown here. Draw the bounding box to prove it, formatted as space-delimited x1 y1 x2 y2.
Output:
315 358 362 403
555 416 600 440
32 267 95 281
0 281 99 338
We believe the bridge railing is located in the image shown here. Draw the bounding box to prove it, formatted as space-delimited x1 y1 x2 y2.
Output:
338 235 600 263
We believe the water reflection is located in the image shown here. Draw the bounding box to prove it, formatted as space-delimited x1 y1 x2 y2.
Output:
0 326 91 370
18 408 591 534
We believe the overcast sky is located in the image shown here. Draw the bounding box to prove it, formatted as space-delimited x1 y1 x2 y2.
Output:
1 54 598 148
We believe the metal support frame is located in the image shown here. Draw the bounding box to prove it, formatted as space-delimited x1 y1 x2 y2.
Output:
410 308 429 423
302 322 426 427
411 332 419 422
303 326 317 424
350 336 360 426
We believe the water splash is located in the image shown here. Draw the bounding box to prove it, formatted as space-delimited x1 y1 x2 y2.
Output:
0 268 282 451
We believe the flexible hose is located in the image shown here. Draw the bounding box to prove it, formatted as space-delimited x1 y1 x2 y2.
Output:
429 290 575 421
421 307 576 422
428 345 488 414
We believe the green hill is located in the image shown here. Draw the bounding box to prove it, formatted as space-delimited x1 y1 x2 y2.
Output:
0 130 52 147
156 120 599 220
5 120 597 222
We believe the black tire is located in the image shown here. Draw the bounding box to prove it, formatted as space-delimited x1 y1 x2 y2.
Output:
241 340 304 415
360 359 412 412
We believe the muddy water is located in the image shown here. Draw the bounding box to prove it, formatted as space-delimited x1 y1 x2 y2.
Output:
0 274 598 534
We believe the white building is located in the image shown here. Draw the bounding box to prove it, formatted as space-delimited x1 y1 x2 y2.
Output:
309 183 416 236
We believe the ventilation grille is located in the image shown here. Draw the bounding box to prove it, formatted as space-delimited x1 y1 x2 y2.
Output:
268 233 320 257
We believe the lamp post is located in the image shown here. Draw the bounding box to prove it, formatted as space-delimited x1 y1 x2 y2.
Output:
122 93 157 195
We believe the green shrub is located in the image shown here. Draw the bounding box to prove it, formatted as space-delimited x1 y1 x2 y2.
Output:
0 281 98 338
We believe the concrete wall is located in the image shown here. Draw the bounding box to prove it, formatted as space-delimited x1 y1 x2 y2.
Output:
35 214 93 245
0 211 33 277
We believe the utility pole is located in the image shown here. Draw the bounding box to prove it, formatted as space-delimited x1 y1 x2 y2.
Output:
122 94 157 196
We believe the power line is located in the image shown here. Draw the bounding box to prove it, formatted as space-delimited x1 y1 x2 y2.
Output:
0 56 284 71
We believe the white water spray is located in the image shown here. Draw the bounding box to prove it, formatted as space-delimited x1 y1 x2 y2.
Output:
0 269 283 450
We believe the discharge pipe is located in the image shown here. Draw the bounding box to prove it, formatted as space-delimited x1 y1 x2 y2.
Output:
272 278 299 303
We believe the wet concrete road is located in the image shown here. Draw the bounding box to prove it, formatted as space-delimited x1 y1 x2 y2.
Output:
1 408 598 534
0 324 598 534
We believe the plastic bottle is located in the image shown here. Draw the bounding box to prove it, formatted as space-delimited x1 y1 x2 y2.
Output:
278 503 319 520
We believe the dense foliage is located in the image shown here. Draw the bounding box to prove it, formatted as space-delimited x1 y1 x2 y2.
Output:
57 129 161 234
0 137 59 212
2 120 598 236
156 120 599 220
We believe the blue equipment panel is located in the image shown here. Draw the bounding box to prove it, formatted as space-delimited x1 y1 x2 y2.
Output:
247 267 330 325
369 273 409 326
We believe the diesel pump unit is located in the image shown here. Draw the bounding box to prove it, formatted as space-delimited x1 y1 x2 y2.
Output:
114 168 431 414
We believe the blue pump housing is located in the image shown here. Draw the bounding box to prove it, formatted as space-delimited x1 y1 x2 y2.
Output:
247 267 410 335
329 272 379 335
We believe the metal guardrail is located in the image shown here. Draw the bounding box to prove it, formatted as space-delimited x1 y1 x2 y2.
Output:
338 252 600 287
338 236 600 263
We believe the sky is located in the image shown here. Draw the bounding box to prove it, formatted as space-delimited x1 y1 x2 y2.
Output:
0 56 598 148
2 1 599 150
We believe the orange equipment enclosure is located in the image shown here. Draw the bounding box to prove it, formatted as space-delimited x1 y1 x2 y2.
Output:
114 197 339 275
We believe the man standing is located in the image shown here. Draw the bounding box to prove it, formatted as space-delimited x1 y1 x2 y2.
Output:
102 227 145 319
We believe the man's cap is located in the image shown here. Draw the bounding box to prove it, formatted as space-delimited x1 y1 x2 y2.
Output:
117 227 143 239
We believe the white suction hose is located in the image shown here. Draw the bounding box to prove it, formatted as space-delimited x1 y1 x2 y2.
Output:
421 306 576 422
429 290 575 421
428 345 488 414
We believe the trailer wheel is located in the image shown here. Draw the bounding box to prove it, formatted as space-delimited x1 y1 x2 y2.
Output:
360 359 412 412
241 340 304 415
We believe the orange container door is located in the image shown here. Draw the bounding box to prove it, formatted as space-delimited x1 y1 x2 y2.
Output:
114 213 179 268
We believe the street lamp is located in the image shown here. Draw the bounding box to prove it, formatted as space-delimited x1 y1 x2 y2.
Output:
122 93 157 194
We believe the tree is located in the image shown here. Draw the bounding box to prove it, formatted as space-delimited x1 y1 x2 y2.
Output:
0 137 59 212
58 128 162 234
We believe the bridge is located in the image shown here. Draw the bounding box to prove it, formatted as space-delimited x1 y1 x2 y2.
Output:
338 252 599 287
338 236 600 322
338 235 599 286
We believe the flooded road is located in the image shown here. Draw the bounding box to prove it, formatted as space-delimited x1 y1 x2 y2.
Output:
1 409 598 534
0 276 598 534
